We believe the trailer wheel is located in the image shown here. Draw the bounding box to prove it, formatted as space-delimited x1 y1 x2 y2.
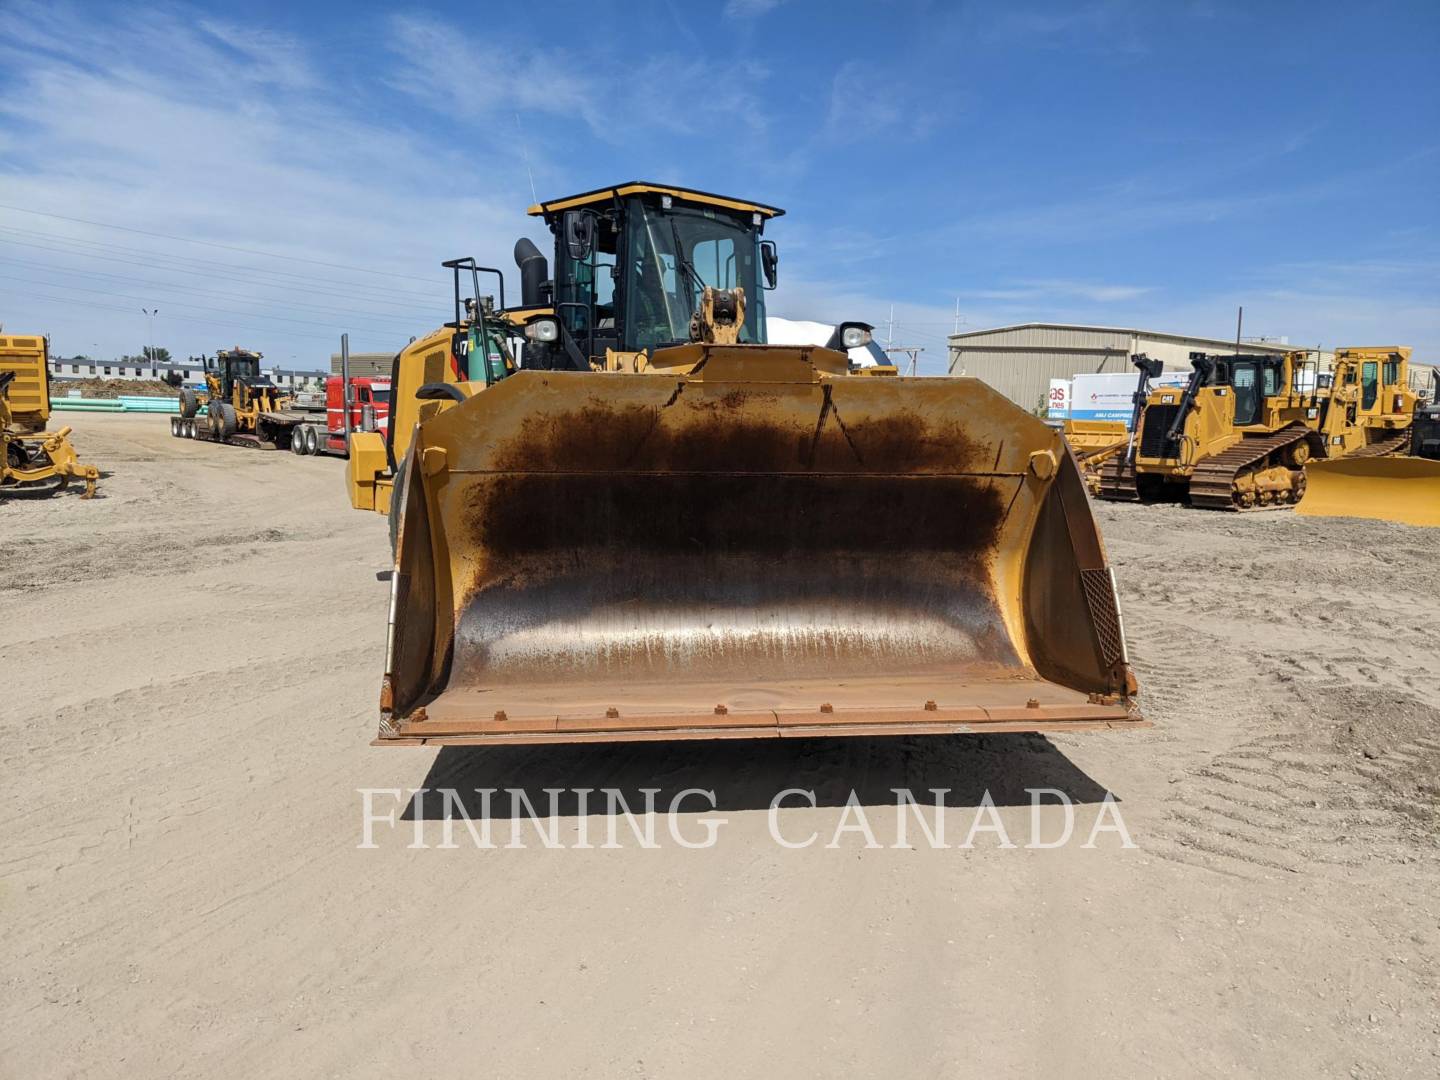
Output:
304 424 320 456
170 417 181 437
290 427 307 455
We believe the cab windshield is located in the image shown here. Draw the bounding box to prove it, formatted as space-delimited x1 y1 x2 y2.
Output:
623 200 766 351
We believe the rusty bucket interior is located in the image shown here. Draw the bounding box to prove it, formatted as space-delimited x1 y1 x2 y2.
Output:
380 345 1142 745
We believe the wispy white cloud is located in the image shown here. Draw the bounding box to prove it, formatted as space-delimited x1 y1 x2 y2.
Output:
825 59 936 143
959 279 1155 303
384 13 773 144
724 0 786 18
0 2 536 360
980 0 1151 54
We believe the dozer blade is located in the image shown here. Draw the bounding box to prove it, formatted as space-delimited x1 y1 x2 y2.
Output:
379 346 1143 745
1298 456 1440 528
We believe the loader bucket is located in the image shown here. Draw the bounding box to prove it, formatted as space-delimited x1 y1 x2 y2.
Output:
378 345 1143 745
1298 457 1440 528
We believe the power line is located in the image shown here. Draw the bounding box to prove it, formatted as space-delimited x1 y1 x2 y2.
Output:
0 202 442 284
0 274 409 337
0 226 442 307
0 255 432 333
1 289 358 345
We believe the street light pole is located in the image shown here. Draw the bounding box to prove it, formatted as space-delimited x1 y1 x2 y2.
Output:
142 308 159 373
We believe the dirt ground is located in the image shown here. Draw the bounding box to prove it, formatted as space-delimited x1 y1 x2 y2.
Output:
3 412 1437 1079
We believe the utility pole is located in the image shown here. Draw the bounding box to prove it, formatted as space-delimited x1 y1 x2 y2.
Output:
886 304 895 350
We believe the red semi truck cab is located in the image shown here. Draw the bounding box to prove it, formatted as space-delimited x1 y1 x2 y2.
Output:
323 375 389 453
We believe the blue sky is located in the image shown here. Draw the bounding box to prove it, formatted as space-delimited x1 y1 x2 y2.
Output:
0 0 1436 372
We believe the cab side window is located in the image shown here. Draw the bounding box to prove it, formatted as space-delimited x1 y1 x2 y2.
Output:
1361 361 1378 410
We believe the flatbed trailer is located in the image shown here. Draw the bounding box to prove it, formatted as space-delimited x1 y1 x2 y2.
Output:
167 375 388 456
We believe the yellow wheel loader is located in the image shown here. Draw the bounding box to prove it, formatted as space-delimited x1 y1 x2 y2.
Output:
0 333 99 498
353 182 1143 746
1299 369 1440 527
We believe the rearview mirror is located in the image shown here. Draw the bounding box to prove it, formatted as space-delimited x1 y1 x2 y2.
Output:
760 240 778 289
563 211 594 261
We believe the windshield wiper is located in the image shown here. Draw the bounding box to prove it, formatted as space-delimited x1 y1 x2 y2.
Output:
669 219 708 298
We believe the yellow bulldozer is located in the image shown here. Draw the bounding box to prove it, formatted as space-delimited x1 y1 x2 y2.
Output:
1065 354 1166 494
0 332 99 498
1299 367 1440 527
348 182 1144 747
1098 346 1414 510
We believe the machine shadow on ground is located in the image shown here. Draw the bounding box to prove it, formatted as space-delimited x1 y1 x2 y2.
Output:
403 733 1115 819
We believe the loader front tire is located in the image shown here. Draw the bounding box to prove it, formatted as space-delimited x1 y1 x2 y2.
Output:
178 389 199 418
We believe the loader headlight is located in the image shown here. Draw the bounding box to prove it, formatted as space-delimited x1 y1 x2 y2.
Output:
840 323 872 349
525 316 560 343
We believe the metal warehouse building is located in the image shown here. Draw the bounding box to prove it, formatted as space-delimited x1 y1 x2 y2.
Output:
329 351 395 379
946 323 1331 411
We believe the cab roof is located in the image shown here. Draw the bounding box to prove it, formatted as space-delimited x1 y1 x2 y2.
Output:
528 182 785 223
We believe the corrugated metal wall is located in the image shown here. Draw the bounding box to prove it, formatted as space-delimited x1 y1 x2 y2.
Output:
329 352 395 378
946 325 1329 411
951 349 1132 410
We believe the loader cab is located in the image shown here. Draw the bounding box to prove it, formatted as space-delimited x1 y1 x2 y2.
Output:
515 182 783 368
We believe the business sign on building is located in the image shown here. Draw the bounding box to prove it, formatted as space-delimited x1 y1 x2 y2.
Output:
1048 372 1192 425
1046 379 1071 419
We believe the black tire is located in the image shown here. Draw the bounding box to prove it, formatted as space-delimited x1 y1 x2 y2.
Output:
388 453 408 556
178 388 199 418
290 426 307 455
170 416 181 438
214 403 239 439
304 424 320 456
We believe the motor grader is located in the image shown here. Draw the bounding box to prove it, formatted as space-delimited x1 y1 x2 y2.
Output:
174 347 309 448
1299 367 1440 527
0 332 99 498
349 182 1143 747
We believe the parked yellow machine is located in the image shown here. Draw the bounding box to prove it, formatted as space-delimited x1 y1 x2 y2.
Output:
1065 354 1166 494
0 333 99 498
1299 368 1440 527
176 347 298 445
1307 346 1418 459
350 183 1143 746
1098 347 1416 510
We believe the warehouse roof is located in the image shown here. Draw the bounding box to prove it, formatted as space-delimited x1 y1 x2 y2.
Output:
949 322 1298 351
